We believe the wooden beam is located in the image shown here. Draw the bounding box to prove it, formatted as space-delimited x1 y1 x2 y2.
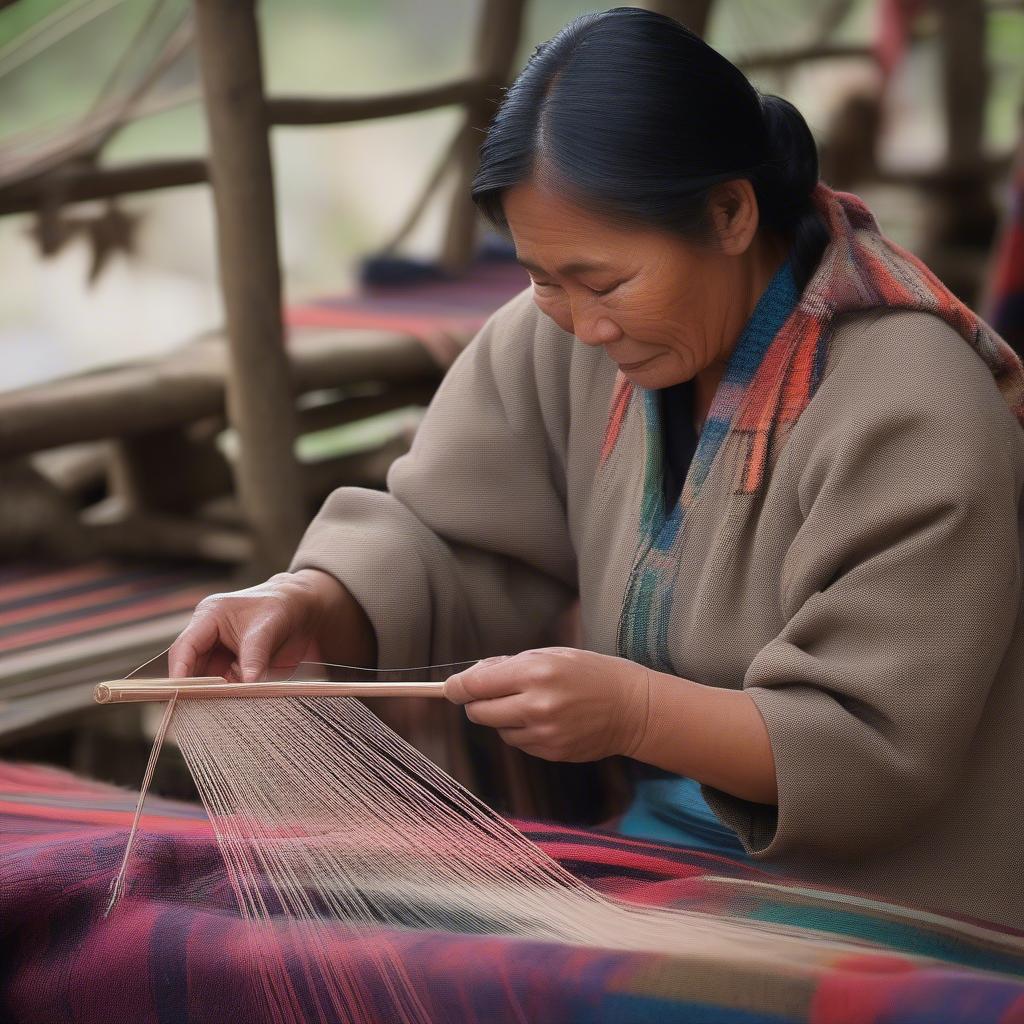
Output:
874 154 1013 188
82 502 255 563
0 329 440 458
0 363 222 457
296 380 437 435
738 42 876 73
267 77 483 125
0 158 208 216
937 0 988 176
192 0 307 573
643 0 714 36
0 81 484 217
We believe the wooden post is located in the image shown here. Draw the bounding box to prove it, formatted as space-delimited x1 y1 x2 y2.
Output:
644 0 714 36
927 0 997 299
440 0 527 273
192 0 306 573
938 0 987 179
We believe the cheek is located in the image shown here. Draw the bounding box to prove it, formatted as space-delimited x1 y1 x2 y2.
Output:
533 292 573 332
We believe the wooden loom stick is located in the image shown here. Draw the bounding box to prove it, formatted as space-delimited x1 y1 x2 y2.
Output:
94 678 448 704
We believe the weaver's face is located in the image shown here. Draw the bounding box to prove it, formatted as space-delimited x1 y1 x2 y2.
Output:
504 179 740 389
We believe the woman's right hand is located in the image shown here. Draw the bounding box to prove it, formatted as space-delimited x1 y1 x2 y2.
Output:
168 568 376 682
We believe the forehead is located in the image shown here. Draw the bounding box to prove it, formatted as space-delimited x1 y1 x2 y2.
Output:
504 180 651 266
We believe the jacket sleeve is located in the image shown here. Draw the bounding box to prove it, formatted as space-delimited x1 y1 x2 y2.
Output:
288 289 578 669
701 313 1024 861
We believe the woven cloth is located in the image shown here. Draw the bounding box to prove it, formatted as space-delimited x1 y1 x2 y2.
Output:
0 561 219 660
2 760 1022 1023
286 259 531 368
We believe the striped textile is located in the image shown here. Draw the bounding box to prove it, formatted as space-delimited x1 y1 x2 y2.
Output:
286 258 531 368
0 561 222 735
1 760 1022 1023
0 561 219 660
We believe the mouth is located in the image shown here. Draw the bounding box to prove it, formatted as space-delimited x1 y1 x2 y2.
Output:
616 354 660 372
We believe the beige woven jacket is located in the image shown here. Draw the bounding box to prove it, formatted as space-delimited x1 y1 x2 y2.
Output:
291 287 1024 930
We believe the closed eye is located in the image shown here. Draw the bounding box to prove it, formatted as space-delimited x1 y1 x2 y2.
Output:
531 278 620 297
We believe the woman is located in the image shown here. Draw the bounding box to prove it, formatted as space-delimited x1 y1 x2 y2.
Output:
170 9 1024 928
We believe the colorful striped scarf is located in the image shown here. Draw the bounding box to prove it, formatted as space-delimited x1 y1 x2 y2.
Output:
610 181 1024 669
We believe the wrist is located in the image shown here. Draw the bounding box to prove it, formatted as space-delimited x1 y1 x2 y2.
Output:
285 568 377 668
618 661 653 758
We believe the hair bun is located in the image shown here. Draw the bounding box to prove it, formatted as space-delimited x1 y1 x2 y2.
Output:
759 93 819 200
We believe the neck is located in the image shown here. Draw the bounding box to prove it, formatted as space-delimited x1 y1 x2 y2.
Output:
693 234 790 426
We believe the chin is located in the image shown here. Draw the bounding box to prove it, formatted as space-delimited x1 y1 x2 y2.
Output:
621 360 688 390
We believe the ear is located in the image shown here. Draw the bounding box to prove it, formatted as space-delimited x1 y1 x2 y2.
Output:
707 179 759 256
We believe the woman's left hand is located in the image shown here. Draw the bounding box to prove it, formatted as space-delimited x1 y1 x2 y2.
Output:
443 648 650 762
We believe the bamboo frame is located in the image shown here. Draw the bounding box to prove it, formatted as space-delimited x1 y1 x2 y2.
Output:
94 678 447 703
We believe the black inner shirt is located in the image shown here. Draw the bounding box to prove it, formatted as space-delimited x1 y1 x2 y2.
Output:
660 377 699 514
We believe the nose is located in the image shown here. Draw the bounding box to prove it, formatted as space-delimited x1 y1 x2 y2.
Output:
570 297 623 348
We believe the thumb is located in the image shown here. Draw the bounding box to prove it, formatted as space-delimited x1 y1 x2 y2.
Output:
444 655 514 704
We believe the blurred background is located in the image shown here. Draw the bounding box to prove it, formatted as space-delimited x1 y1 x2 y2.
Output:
0 0 1021 812
2 0 1021 390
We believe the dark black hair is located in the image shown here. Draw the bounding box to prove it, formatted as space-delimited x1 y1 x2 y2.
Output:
471 7 828 292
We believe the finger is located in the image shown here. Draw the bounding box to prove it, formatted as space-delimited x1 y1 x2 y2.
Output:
168 613 220 678
497 727 558 761
444 660 522 705
204 647 235 680
463 695 529 730
236 611 291 683
497 726 530 749
497 728 560 762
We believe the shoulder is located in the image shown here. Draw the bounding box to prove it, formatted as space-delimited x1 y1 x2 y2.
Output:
776 308 1024 520
796 308 1024 471
825 309 1019 424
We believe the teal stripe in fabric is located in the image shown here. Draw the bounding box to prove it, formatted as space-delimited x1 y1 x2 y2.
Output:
749 903 1024 977
582 995 797 1024
617 258 800 670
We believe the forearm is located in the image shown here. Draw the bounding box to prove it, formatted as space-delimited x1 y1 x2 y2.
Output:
628 669 778 806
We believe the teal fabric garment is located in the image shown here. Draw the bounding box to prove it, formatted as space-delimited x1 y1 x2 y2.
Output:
617 775 753 855
616 255 801 858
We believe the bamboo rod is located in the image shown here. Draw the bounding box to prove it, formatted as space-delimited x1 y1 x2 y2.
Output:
94 678 447 704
